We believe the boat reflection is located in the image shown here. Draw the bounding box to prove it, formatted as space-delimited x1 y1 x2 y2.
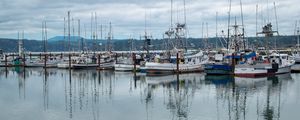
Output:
2 68 295 120
144 73 205 119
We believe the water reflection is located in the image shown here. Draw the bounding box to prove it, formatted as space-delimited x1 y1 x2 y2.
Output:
145 74 205 119
0 68 298 120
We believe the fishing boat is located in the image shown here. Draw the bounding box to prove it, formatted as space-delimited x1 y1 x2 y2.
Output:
114 54 144 71
72 54 98 69
235 24 293 77
25 57 61 68
97 52 115 70
97 22 116 70
204 53 233 75
145 49 208 75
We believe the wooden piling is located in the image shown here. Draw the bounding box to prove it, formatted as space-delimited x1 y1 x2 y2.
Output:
23 54 26 67
231 53 235 72
133 53 136 73
115 53 118 64
98 54 101 69
176 52 179 74
44 54 47 68
5 54 7 67
68 53 71 69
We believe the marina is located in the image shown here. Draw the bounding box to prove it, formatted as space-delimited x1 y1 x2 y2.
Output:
0 0 300 119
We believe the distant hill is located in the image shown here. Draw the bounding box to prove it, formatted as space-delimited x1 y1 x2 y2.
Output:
48 36 83 42
0 35 298 52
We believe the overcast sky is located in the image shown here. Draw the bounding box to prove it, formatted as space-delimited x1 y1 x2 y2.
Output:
0 0 299 40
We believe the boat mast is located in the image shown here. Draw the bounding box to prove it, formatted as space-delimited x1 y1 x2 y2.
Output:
91 12 94 53
72 18 75 51
202 22 204 50
216 12 218 50
107 22 112 52
297 21 300 51
45 21 48 53
273 2 279 50
171 0 173 29
67 11 71 52
183 0 188 51
227 0 232 53
63 17 66 51
95 12 98 52
144 9 149 54
18 31 24 57
42 21 45 52
78 19 81 52
84 24 87 52
239 0 245 50
256 5 258 50
42 21 47 53
206 22 209 50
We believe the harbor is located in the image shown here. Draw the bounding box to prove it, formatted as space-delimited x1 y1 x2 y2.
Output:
1 0 300 119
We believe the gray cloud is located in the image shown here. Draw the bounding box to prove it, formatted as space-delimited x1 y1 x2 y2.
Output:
0 0 299 40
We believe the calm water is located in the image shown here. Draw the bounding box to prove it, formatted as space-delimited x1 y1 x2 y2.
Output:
0 67 299 120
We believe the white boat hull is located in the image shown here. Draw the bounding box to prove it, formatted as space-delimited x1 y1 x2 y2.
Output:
145 62 204 75
72 64 98 69
291 64 300 72
98 62 115 70
57 63 73 69
234 64 291 78
114 64 140 71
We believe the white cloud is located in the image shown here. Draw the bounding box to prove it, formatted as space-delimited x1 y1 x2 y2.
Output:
0 0 298 40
